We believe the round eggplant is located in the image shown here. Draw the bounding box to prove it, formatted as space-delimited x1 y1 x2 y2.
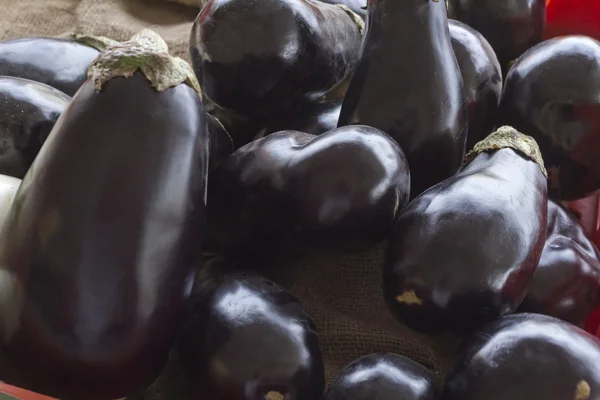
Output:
447 0 546 71
206 125 411 259
499 36 600 201
444 313 600 400
0 175 21 231
382 126 548 335
518 200 600 329
262 101 342 138
449 20 502 151
189 0 364 119
0 76 71 179
0 35 116 96
178 258 325 400
0 30 208 399
324 353 440 400
338 0 467 198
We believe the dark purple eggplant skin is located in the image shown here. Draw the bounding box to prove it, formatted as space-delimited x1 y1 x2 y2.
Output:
447 0 546 72
0 37 100 96
189 0 363 119
338 0 467 198
0 71 208 399
382 129 548 335
518 200 600 328
449 20 502 151
324 353 440 400
206 125 411 259
498 36 600 201
444 313 600 400
262 101 342 138
177 259 325 400
0 76 71 179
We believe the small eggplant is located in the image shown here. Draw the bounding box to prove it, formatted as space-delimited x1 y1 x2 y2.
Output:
382 126 548 335
189 0 364 119
338 0 467 198
518 200 600 329
447 0 546 72
449 20 503 151
444 313 600 400
0 175 21 231
324 353 440 400
206 125 411 259
499 36 600 201
0 30 208 399
0 35 116 96
0 76 71 179
177 258 325 400
261 101 342 138
207 113 234 171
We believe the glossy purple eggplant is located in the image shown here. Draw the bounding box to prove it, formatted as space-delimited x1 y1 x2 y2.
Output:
261 101 342 138
324 353 440 400
178 258 325 400
338 0 467 198
449 20 502 151
189 0 363 119
206 125 411 259
0 76 71 179
0 30 208 399
518 200 600 328
444 313 600 400
383 127 548 335
499 36 600 201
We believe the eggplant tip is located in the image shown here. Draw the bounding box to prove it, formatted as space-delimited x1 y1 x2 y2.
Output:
396 290 423 306
71 33 120 51
576 380 591 400
266 391 285 400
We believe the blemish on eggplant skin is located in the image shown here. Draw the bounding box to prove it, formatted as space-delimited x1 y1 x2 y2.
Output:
266 391 285 400
396 290 423 306
576 380 591 400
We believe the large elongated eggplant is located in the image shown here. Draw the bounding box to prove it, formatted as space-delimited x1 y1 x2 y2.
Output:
499 36 600 201
178 259 325 400
189 0 364 119
518 200 600 329
338 0 467 198
383 127 548 335
206 125 410 259
444 313 600 400
324 353 440 400
0 76 71 179
0 30 208 399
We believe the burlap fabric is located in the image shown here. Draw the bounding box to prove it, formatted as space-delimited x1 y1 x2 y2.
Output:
0 1 460 398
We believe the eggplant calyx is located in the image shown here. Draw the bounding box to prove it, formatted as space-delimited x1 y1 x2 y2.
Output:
88 29 201 95
465 126 548 178
335 4 365 36
71 33 120 51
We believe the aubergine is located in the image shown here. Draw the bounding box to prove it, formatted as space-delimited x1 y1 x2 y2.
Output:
382 126 548 335
338 0 467 198
518 200 600 329
324 353 440 400
449 20 502 151
261 101 342 138
189 0 364 119
0 76 71 179
444 313 600 400
0 30 208 399
447 0 546 71
499 36 600 201
0 35 116 96
206 125 411 259
177 258 325 400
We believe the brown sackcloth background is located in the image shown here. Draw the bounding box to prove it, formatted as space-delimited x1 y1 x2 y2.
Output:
0 0 461 398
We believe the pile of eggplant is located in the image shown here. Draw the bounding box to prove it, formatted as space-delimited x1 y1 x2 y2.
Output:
0 0 599 398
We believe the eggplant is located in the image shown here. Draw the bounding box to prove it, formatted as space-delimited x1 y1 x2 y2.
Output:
324 353 440 400
206 125 411 259
447 0 546 72
518 200 600 329
0 30 208 399
338 0 467 198
444 313 600 400
0 35 116 96
177 258 325 400
261 101 342 138
449 20 502 151
382 126 548 335
498 36 600 201
207 113 234 171
189 0 364 119
0 175 21 231
0 76 71 179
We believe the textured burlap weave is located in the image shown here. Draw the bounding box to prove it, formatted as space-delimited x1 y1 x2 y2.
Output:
0 1 458 398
